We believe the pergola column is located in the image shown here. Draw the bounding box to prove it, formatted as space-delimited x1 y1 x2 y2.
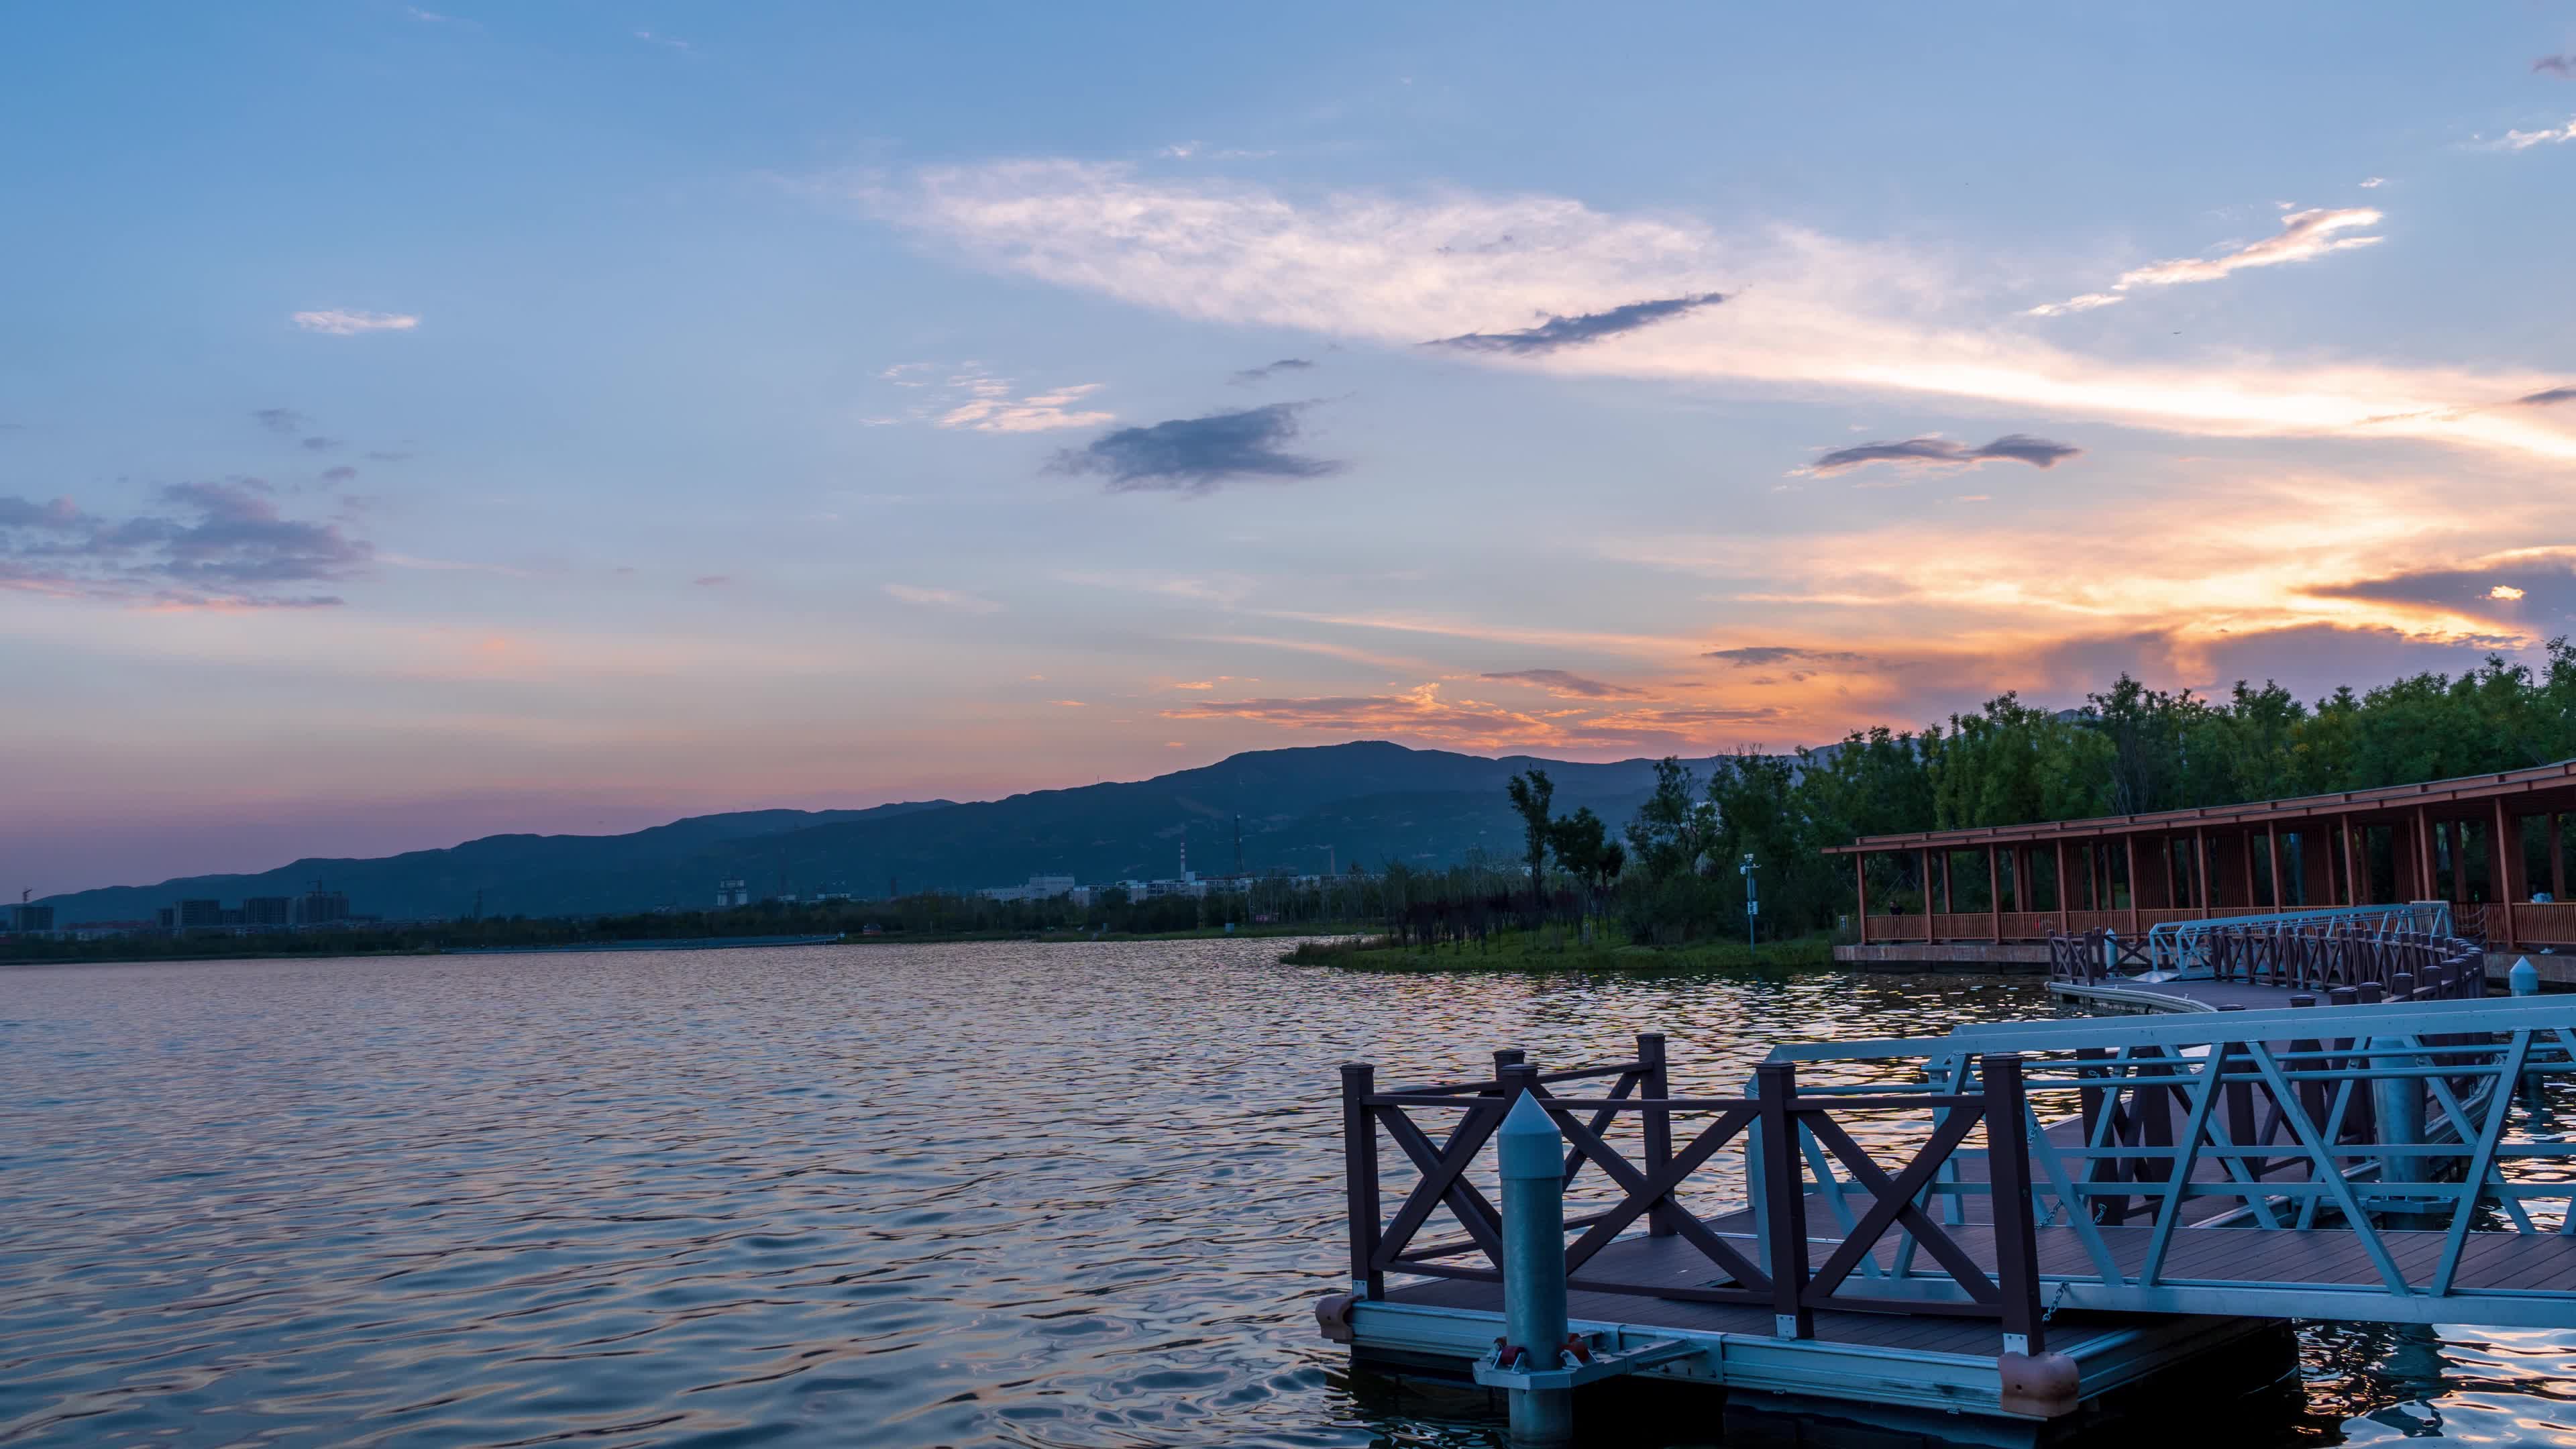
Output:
2124 836 2139 934
2495 796 2520 949
2265 822 2284 912
1854 854 1870 945
1921 848 1934 941
2414 807 2436 901
2553 814 2567 900
1987 846 2001 943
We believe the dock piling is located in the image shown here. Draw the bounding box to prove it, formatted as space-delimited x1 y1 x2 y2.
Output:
2367 1035 2426 1202
1494 1085 1574 1446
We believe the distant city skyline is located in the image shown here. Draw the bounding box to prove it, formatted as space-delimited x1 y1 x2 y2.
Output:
4 5 2573 894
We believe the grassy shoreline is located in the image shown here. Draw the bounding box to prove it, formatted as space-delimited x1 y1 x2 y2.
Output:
1281 927 1837 973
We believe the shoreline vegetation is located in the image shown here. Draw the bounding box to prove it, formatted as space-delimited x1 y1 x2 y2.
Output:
1282 928 1835 973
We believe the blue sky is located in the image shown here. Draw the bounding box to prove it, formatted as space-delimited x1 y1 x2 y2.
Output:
5 3 2574 895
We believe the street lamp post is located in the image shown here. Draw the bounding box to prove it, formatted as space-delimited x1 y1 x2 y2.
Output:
1740 853 1760 954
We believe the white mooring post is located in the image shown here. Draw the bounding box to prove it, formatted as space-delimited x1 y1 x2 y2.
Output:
1495 1085 1574 1447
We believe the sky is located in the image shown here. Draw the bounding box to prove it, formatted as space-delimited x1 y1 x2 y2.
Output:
5 4 2575 896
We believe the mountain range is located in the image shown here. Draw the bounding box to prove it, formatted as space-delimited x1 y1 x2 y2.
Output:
34 741 1737 922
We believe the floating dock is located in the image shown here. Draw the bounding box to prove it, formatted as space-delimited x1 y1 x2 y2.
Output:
1322 914 2576 1444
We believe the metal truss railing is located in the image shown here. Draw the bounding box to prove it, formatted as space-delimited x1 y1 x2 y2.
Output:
2141 902 2454 979
1764 997 2576 1328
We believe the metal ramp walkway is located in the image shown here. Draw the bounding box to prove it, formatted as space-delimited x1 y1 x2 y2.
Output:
1770 996 2576 1327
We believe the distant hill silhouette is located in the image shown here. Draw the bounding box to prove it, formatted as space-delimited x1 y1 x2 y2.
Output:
35 741 1743 922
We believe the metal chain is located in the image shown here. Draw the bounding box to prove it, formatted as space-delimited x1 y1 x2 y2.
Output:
2041 1279 2071 1325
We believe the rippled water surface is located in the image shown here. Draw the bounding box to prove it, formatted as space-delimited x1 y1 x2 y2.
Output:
5 943 2573 1446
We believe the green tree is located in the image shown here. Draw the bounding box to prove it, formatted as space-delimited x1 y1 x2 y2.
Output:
1624 757 1717 882
1504 768 1556 906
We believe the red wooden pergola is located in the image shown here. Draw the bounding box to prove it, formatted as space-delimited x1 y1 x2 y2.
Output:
1827 759 2576 952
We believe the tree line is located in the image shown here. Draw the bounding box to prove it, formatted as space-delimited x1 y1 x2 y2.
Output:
1489 641 2576 945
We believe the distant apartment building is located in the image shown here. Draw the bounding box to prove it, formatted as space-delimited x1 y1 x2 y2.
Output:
178 898 225 929
241 896 294 928
6 904 54 934
715 878 749 908
297 889 350 926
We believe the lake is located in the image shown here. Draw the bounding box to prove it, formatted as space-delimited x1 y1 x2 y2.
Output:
3 941 2571 1446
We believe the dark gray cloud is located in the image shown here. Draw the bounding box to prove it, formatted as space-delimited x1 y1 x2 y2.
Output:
1051 402 1342 494
1810 433 2082 474
1427 292 1725 355
1477 668 1645 699
1704 646 1866 667
2304 559 2576 621
321 465 358 484
2538 54 2575 78
300 435 341 452
2516 385 2576 407
1231 358 1314 384
0 480 371 607
252 407 306 435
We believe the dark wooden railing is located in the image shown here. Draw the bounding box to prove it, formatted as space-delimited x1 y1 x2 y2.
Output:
1341 1038 2049 1351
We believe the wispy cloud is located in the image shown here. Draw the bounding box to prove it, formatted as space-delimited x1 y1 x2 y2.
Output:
634 30 692 52
1428 292 1725 354
943 382 1112 433
870 362 1114 432
1161 682 1563 746
1809 433 2081 475
1704 646 1866 667
2534 56 2574 79
1477 668 1646 698
292 309 419 336
883 582 1002 614
0 481 372 607
2494 117 2576 150
1051 402 1341 494
1163 681 1779 748
2029 207 2383 315
2518 386 2576 407
2359 176 2387 189
1231 358 1314 384
252 407 307 434
851 162 2576 466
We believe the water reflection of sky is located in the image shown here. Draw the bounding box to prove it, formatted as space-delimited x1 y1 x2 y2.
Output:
0 945 2569 1447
